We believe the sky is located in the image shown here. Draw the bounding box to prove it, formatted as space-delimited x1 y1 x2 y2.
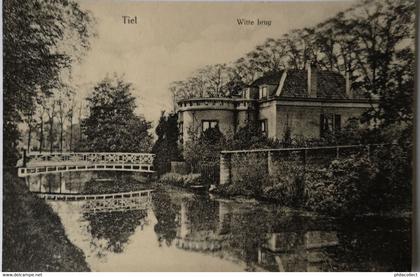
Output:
71 0 356 127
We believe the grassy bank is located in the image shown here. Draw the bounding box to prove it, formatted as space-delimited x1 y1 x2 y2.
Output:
2 170 90 272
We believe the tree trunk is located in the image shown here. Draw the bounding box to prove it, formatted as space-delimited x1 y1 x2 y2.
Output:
69 114 73 152
27 126 32 152
39 119 44 153
49 118 53 153
60 120 63 152
78 104 82 151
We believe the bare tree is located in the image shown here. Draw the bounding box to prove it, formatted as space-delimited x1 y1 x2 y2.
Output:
67 96 77 151
46 99 57 153
22 106 37 152
56 91 70 152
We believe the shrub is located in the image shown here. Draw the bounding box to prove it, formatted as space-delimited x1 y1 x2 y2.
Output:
159 173 203 188
228 153 268 196
370 143 412 210
159 173 185 187
305 154 378 216
261 177 304 207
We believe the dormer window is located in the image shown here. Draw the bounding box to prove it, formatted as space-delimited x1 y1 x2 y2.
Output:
259 86 268 99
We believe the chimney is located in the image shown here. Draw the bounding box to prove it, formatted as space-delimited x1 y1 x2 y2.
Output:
345 71 353 99
306 62 317 98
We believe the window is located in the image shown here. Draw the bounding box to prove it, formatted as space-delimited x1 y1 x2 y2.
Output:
320 113 341 137
259 86 268 99
260 119 268 136
242 88 250 99
202 120 218 132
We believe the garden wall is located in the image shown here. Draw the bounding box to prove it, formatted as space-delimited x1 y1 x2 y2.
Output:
220 145 373 186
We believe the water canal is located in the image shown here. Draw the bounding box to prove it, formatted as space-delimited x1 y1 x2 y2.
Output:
26 171 411 272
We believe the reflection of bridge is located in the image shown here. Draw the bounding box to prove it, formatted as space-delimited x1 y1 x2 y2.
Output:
17 152 155 177
37 189 153 214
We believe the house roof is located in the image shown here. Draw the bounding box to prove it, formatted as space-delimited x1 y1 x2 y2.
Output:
250 69 349 100
250 71 285 87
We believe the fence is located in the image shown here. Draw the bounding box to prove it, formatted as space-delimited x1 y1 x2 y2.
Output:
219 144 378 185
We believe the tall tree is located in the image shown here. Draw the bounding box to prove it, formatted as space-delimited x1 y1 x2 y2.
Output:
347 0 415 124
152 112 181 175
82 76 153 152
3 0 94 165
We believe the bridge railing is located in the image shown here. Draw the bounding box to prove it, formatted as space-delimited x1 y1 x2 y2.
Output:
17 152 155 177
23 152 155 166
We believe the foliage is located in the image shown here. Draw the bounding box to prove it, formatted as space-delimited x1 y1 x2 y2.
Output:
370 143 412 209
152 112 181 175
183 126 225 172
170 64 237 101
152 191 180 247
159 173 203 188
263 157 305 207
82 76 153 152
81 172 152 194
3 0 94 165
227 123 274 150
305 155 378 216
85 210 147 254
305 141 412 216
219 153 268 197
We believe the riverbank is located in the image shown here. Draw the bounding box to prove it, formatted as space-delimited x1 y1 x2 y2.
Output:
2 170 90 272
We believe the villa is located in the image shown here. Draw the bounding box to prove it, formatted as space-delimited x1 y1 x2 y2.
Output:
176 63 376 143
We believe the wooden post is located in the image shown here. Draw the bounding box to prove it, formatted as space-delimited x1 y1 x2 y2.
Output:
336 146 340 159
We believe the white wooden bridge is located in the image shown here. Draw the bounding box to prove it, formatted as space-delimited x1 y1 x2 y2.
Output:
17 152 155 177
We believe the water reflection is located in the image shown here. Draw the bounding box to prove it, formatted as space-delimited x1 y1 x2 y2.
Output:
43 173 410 272
84 209 149 254
152 192 179 247
26 171 150 194
150 191 410 272
27 172 96 194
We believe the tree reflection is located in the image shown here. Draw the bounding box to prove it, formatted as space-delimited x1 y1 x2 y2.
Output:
82 172 152 194
325 217 411 271
227 208 271 271
84 209 147 255
184 195 219 233
152 191 180 247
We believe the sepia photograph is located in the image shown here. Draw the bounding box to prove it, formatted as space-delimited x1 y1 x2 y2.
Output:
2 0 416 272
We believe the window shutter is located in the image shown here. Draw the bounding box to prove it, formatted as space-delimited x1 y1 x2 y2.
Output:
320 114 325 137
